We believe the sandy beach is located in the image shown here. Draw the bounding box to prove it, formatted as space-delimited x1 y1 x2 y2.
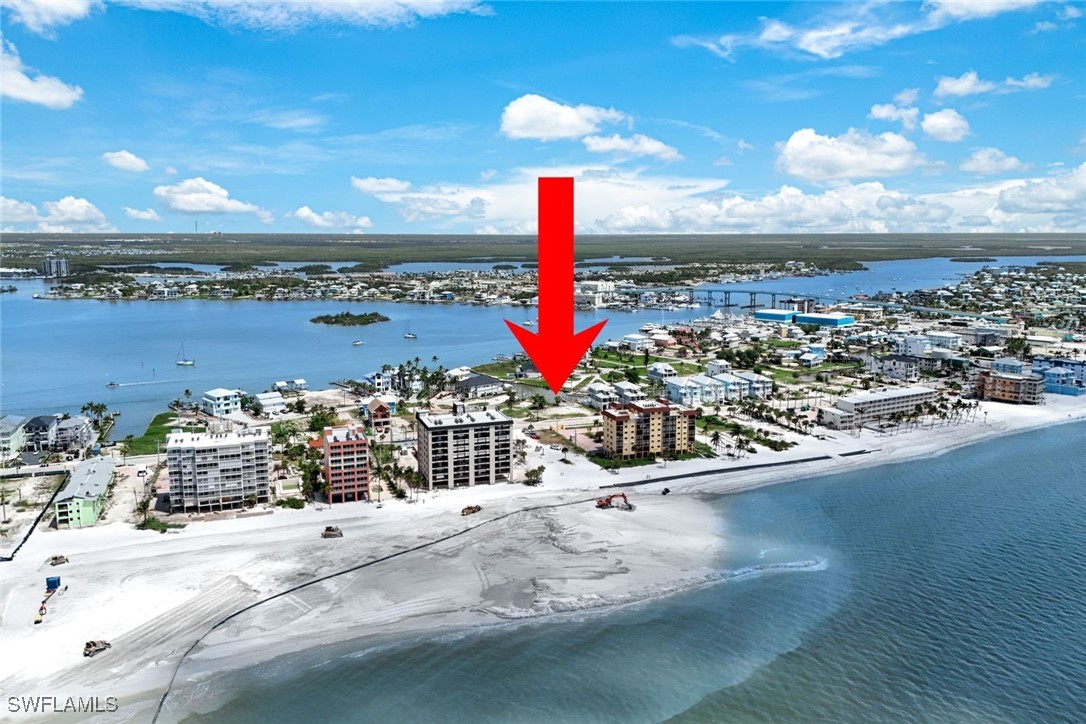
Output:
1 394 1083 722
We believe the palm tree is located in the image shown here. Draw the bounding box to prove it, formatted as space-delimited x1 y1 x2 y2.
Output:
561 446 569 462
710 430 722 452
136 496 151 524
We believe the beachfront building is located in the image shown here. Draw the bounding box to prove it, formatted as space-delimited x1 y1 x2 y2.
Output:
1032 357 1086 385
1040 367 1086 396
817 386 938 430
24 415 60 453
0 415 27 460
321 424 370 503
53 458 115 529
201 388 243 417
166 428 271 513
415 404 512 490
975 370 1045 405
601 400 698 460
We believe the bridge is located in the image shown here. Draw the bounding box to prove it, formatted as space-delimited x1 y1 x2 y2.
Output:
613 286 1009 323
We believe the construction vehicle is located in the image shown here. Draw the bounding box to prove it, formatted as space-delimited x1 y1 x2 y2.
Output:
84 640 112 658
321 526 343 538
596 493 632 510
461 505 482 516
48 555 69 566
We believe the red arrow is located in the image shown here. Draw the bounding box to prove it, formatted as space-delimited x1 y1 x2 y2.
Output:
506 177 607 395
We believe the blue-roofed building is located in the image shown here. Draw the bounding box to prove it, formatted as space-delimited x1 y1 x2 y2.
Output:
754 309 796 324
1032 357 1086 385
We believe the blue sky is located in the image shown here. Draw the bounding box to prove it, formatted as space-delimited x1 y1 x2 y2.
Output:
1 0 1083 234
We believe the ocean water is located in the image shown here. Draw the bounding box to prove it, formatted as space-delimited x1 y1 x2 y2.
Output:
180 422 1086 723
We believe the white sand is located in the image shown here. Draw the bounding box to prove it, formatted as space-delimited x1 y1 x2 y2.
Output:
1 395 1083 722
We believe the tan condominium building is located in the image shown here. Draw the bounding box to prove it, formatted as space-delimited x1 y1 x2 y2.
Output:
321 423 370 503
818 385 938 430
167 427 270 513
975 370 1045 405
415 404 512 490
602 400 698 459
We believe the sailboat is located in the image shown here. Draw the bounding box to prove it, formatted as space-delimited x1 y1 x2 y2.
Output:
176 343 196 366
403 322 417 340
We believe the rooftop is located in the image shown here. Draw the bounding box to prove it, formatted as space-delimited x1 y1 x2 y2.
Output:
416 408 511 429
166 427 268 449
56 458 115 502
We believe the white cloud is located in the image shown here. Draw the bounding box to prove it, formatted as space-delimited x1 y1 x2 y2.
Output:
103 150 150 173
152 177 265 216
0 194 114 232
124 207 161 221
869 103 919 130
1029 20 1059 32
582 133 682 161
480 169 497 180
0 0 98 36
775 128 927 181
673 1 1042 60
351 176 412 194
0 39 83 109
245 108 327 131
500 94 626 141
1060 5 1083 20
960 147 1027 175
997 162 1086 213
935 69 1055 96
921 109 970 141
894 88 920 106
115 0 487 31
737 139 754 152
292 205 373 229
713 156 733 166
165 166 178 175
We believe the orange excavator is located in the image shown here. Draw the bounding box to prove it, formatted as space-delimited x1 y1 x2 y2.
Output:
596 492 631 510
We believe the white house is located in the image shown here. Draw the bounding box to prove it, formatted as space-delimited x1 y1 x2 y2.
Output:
732 370 773 399
585 382 617 410
706 359 733 376
710 373 750 400
621 333 655 351
897 336 931 357
613 381 646 406
646 362 677 382
202 388 243 417
927 331 962 351
255 391 287 415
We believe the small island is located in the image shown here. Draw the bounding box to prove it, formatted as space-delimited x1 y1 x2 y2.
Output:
310 311 391 326
949 257 997 263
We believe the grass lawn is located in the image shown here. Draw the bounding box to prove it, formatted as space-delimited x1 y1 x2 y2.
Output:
127 412 205 455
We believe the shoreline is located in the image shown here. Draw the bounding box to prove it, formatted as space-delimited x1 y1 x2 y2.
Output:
1 396 1083 722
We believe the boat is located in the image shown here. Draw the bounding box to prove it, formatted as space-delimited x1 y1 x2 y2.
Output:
352 340 364 346
403 323 417 340
106 381 119 389
523 320 535 327
175 343 196 366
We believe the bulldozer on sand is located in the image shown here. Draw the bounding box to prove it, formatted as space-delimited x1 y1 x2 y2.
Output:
321 526 343 538
83 640 112 658
461 505 482 516
48 555 69 566
596 493 633 511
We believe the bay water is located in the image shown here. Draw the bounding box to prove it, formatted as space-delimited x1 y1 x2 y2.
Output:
180 421 1086 723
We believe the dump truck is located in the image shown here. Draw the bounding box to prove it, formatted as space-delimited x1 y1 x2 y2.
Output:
461 505 482 516
83 640 111 658
49 555 69 566
321 526 343 538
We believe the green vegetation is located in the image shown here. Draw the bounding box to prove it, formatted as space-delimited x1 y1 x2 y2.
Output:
295 264 334 275
10 233 1086 274
309 311 391 326
128 412 205 455
138 518 187 534
275 498 306 509
949 257 997 262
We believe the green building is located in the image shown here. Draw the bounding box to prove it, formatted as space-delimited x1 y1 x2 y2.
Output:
54 458 115 529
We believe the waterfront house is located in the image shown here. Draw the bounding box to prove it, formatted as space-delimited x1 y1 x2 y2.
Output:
0 415 27 460
621 333 655 351
272 379 308 393
456 374 504 398
55 415 95 451
1041 367 1086 396
24 415 60 453
54 458 115 529
255 391 287 415
201 388 243 417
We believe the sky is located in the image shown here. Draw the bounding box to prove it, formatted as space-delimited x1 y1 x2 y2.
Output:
1 0 1084 235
